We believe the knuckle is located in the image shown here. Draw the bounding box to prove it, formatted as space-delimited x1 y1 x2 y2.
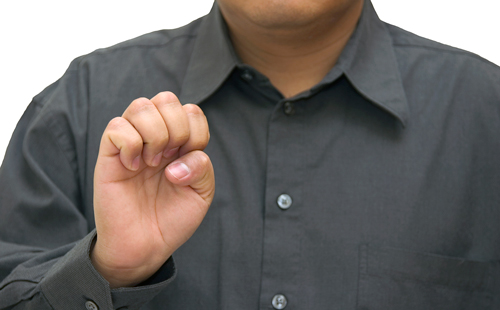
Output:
128 97 156 114
125 135 143 151
154 91 180 106
191 139 209 150
183 103 204 115
169 130 190 146
151 134 169 147
197 151 211 167
105 118 143 152
107 117 128 130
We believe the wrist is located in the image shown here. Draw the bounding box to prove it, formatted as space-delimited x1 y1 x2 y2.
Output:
90 239 151 289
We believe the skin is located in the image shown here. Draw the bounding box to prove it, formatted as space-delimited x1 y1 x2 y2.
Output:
92 92 214 288
218 0 365 97
91 0 364 288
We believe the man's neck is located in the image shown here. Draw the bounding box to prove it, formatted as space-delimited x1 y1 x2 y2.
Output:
221 1 364 98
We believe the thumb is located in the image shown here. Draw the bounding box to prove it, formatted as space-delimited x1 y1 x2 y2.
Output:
165 150 215 205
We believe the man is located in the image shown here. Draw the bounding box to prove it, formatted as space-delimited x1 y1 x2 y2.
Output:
1 0 499 309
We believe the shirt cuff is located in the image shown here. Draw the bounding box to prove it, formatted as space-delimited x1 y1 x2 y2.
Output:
40 230 177 310
111 257 176 309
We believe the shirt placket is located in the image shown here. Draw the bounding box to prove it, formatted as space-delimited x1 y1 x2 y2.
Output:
259 97 306 309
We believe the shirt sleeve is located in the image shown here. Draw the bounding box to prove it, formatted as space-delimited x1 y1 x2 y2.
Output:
0 58 176 309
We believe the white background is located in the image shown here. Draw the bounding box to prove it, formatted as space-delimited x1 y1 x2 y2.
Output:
1 0 499 164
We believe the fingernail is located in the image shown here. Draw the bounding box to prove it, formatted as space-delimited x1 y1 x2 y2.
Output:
163 147 179 158
167 162 190 180
152 152 163 167
132 156 141 171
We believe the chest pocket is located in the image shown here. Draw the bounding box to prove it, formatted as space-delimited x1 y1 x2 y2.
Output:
357 245 493 310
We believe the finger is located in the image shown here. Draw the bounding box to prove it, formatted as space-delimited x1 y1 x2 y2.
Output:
165 150 215 205
150 92 190 156
179 104 210 157
122 97 169 167
100 117 143 171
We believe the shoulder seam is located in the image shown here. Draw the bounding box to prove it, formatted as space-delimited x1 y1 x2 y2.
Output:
392 42 497 67
91 33 198 56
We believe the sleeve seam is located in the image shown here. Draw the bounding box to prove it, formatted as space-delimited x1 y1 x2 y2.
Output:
37 98 81 182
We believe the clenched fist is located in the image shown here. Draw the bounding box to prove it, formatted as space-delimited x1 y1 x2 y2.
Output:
91 92 214 288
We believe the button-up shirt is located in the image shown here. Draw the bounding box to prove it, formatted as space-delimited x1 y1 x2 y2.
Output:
1 1 500 309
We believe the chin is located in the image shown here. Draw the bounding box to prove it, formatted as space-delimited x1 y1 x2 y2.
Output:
219 0 360 30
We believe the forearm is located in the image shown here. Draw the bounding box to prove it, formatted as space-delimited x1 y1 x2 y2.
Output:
1 231 177 310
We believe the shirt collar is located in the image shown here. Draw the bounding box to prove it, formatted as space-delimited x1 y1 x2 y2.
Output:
180 0 409 126
336 0 409 126
179 3 238 105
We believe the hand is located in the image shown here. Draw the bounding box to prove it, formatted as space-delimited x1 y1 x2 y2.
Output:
91 92 214 288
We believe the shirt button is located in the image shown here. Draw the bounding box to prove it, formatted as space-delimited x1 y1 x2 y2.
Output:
277 194 292 210
272 294 288 309
241 70 253 81
85 301 99 310
283 101 295 115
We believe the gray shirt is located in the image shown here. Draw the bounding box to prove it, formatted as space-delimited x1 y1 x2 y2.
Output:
1 1 500 309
